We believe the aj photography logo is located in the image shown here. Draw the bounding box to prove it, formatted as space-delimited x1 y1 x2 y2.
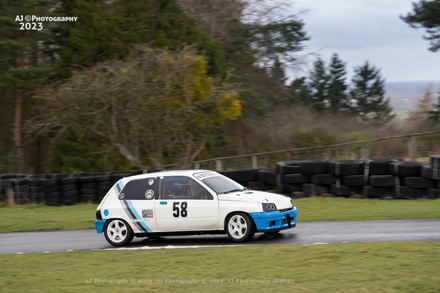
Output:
15 15 78 30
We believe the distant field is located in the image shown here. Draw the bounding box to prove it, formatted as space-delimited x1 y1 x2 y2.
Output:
1 242 439 292
0 197 439 233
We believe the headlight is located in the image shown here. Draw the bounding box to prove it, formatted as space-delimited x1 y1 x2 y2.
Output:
262 203 277 212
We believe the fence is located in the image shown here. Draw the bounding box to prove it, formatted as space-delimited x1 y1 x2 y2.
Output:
183 131 440 171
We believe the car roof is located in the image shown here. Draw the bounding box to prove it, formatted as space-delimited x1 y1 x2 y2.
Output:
122 170 216 181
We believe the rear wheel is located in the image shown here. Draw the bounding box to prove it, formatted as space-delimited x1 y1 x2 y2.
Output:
104 219 134 246
226 212 255 243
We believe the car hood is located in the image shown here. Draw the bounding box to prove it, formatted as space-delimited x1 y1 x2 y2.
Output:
218 190 291 207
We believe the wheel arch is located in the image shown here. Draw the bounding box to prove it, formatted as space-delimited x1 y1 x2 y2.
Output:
224 211 256 232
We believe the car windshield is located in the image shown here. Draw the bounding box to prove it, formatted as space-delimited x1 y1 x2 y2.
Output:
201 176 245 194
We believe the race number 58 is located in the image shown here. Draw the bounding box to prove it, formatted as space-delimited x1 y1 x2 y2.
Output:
173 202 188 218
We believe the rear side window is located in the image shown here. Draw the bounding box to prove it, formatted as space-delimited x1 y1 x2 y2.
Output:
119 178 157 200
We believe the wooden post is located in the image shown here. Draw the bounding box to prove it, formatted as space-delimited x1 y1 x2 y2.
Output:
285 151 291 160
6 182 15 207
251 156 258 169
377 139 383 157
215 159 223 171
411 136 418 161
326 147 332 159
194 162 200 169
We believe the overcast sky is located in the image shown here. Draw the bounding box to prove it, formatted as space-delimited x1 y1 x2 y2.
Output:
290 0 440 82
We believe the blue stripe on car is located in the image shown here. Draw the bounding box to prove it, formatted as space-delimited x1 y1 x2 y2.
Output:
126 200 152 232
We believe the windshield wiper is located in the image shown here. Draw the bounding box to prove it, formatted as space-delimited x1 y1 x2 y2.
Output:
222 188 246 194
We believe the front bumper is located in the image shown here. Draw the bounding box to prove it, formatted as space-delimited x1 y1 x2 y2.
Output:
249 206 297 232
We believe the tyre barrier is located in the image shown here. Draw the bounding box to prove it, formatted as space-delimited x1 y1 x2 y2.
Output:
1 154 440 205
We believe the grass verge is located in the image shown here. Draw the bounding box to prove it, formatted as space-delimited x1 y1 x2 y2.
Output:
0 197 439 233
1 242 439 292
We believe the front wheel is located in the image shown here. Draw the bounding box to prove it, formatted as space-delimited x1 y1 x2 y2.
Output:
226 212 255 243
104 219 134 246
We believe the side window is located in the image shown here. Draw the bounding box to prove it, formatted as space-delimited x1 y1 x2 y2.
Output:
119 178 156 200
160 177 213 200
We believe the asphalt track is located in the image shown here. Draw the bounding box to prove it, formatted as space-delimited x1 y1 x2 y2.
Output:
1 219 439 254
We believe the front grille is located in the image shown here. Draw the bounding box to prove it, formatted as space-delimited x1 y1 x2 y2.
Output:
278 207 292 212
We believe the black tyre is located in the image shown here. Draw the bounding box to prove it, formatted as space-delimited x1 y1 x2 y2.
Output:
234 169 259 182
276 161 303 175
61 183 78 192
302 183 328 195
44 178 59 188
329 160 364 176
330 184 352 197
104 219 134 246
403 177 435 189
278 183 302 193
97 175 112 182
342 175 365 186
225 212 255 243
369 175 395 187
421 165 440 179
396 186 428 199
389 161 426 177
311 174 335 185
300 160 329 175
430 155 440 168
427 188 439 199
258 169 277 185
248 181 273 191
218 170 237 181
284 174 309 184
363 186 392 197
367 157 402 175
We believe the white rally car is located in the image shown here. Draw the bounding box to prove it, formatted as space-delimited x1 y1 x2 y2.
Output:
95 170 297 246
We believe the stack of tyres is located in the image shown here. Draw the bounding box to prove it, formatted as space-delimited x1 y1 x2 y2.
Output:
234 169 260 189
276 161 305 193
79 176 98 203
256 168 277 190
28 178 44 204
421 155 440 199
14 179 29 204
389 161 429 199
300 160 329 196
96 174 114 203
60 176 80 205
44 178 61 206
362 157 401 198
329 160 365 197
111 172 133 184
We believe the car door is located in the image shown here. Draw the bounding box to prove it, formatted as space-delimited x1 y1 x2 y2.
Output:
117 177 159 233
154 176 219 231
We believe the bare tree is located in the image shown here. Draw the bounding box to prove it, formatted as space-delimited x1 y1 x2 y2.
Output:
27 45 241 169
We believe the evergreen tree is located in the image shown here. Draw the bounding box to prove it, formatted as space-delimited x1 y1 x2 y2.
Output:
349 61 395 125
327 53 349 112
427 88 440 123
288 77 312 104
308 58 329 111
0 0 53 159
400 0 440 52
49 0 225 78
